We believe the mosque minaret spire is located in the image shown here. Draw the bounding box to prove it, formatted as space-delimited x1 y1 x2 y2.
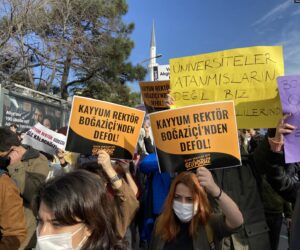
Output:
149 21 158 81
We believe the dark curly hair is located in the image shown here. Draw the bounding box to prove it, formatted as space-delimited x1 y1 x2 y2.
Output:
33 170 128 250
0 127 21 152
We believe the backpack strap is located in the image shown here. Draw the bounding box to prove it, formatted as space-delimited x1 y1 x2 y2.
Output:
204 223 216 250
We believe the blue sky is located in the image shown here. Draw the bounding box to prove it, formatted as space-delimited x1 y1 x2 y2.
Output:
124 0 300 91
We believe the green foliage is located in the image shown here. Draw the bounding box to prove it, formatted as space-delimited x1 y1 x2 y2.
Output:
0 0 146 104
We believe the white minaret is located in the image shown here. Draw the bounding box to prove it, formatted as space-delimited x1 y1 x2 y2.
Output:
149 21 158 81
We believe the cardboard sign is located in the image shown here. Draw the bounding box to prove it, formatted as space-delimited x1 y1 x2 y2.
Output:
65 96 145 159
170 46 284 128
149 101 241 173
22 123 66 155
277 75 300 163
139 80 170 113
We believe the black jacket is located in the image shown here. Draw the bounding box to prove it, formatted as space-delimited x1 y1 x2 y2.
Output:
211 154 270 250
253 137 300 203
290 189 300 250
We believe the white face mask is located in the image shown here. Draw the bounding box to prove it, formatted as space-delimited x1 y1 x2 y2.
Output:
36 225 87 250
173 200 198 222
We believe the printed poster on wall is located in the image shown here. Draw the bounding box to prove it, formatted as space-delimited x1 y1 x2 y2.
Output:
277 75 300 163
65 96 145 159
22 123 66 155
139 80 170 113
2 93 65 131
170 46 284 128
149 101 241 173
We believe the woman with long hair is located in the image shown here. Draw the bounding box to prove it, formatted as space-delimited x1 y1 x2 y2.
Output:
149 167 243 250
33 170 128 250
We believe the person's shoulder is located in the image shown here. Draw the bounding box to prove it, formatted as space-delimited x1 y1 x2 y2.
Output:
0 172 10 183
0 173 18 190
21 145 40 160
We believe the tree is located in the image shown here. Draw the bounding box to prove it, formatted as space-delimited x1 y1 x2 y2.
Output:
0 0 146 101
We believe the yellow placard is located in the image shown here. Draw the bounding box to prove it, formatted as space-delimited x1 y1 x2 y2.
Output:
149 101 241 173
65 96 145 159
170 46 284 128
139 80 170 113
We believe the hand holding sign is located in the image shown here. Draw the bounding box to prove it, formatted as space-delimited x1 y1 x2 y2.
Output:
164 92 175 107
196 167 219 197
97 150 112 170
97 150 122 189
268 113 296 153
275 113 296 141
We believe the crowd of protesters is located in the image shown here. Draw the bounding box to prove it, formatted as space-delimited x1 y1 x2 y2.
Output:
0 98 300 250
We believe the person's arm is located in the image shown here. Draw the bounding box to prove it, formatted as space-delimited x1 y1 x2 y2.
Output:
55 149 72 173
268 113 295 152
196 167 243 229
117 160 138 196
260 114 299 202
97 150 122 189
97 151 139 238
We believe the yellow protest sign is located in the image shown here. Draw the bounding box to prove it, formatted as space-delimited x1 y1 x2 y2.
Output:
65 96 145 159
170 46 284 128
149 101 241 173
139 80 170 113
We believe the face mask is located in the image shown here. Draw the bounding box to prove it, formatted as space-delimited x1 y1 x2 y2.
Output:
36 225 87 250
173 200 198 222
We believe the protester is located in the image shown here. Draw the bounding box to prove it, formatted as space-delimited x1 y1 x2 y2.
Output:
137 117 154 160
254 113 300 203
78 150 139 240
164 93 271 250
0 168 27 250
33 170 129 250
113 159 139 197
149 169 243 250
253 113 300 249
46 149 74 181
239 129 264 154
0 127 49 249
46 126 79 180
139 153 171 244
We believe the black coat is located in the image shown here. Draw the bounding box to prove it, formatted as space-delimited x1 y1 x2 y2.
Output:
253 137 300 203
290 189 300 250
211 154 270 250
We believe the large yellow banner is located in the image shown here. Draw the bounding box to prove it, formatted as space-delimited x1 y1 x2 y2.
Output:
170 46 284 128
